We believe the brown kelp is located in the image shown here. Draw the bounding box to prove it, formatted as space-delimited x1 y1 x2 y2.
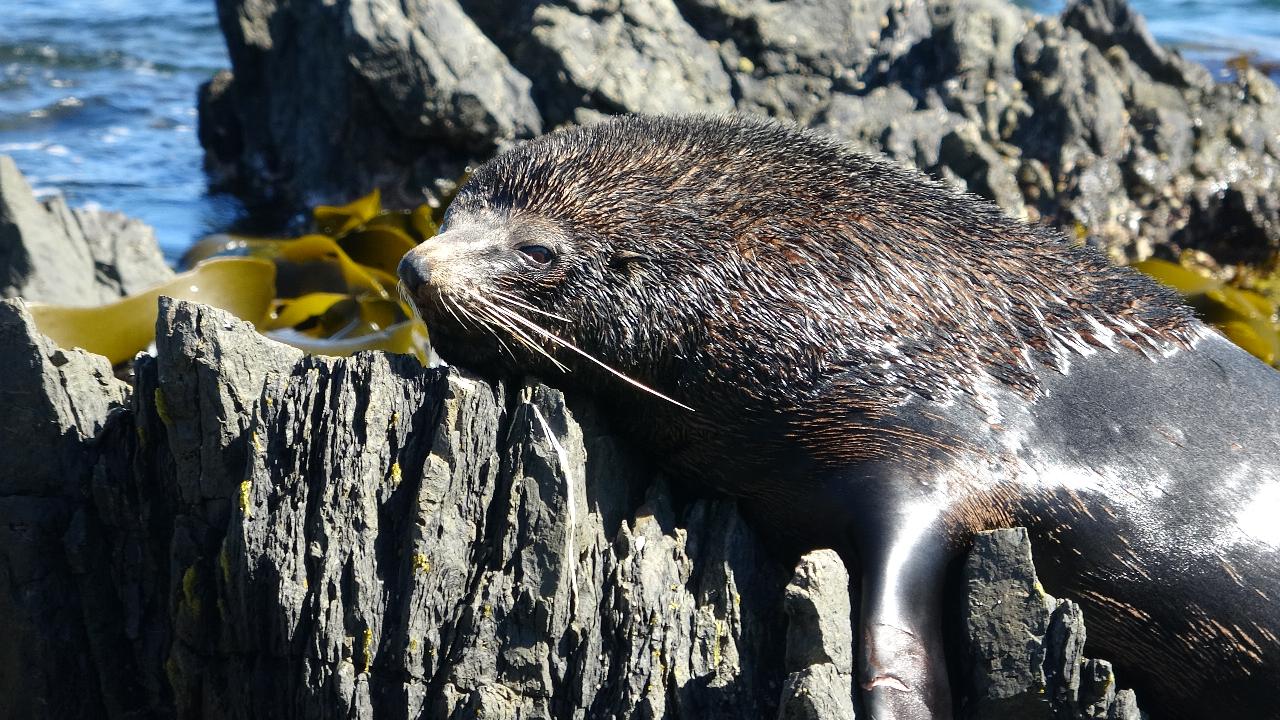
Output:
28 190 436 365
1135 256 1280 367
28 257 277 365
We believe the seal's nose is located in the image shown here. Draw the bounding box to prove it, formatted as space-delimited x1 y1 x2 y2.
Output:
398 251 430 298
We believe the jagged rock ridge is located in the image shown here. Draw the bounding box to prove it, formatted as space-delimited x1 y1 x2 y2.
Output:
200 0 1280 262
0 293 1143 719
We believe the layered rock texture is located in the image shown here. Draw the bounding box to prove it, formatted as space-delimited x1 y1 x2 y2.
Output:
0 293 1144 719
200 0 1280 261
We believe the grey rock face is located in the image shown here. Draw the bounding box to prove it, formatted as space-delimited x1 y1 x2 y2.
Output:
1 298 790 718
960 528 1142 720
205 0 541 210
0 155 172 305
778 549 856 720
0 295 1151 720
200 0 1280 260
346 0 543 148
0 299 130 717
70 206 175 296
526 0 734 126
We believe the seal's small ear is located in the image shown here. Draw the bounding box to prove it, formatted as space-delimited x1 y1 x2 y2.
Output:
609 251 646 271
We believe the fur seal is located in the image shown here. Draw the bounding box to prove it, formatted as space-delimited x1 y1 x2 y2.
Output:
398 115 1280 719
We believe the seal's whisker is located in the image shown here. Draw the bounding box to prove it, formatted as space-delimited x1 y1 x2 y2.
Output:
449 291 519 359
397 282 426 324
448 295 493 346
468 294 571 372
477 317 519 359
469 296 570 372
470 306 523 358
482 299 695 413
488 289 573 323
437 289 471 330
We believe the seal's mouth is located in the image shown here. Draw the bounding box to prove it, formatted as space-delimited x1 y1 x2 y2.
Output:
398 239 570 372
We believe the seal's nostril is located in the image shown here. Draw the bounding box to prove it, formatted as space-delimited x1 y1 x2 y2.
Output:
397 253 429 295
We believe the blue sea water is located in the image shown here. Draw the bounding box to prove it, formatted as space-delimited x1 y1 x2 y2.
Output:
1018 0 1280 78
0 0 240 259
0 0 1277 260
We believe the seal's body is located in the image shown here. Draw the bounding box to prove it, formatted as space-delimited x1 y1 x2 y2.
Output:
398 115 1280 719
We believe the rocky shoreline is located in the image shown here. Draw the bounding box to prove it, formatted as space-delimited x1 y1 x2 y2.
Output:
5 0 1277 716
0 155 1147 717
201 0 1278 264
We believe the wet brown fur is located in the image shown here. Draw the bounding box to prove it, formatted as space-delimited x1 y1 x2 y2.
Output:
404 115 1279 720
442 115 1197 495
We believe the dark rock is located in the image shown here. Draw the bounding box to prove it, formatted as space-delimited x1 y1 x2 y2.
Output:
938 124 1026 217
1 156 97 304
2 298 794 718
813 87 962 168
0 298 130 718
522 0 734 127
0 156 172 305
345 0 542 147
0 300 130 494
70 207 174 296
1178 178 1280 265
777 549 856 720
677 0 885 123
1061 0 1205 88
961 527 1053 718
960 528 1144 720
205 0 540 209
201 0 1280 263
197 70 244 188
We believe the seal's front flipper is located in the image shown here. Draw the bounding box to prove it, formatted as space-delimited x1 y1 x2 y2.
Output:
857 526 953 719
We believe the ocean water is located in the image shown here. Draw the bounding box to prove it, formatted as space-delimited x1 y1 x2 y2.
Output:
1018 0 1280 78
1 0 1277 260
0 0 239 259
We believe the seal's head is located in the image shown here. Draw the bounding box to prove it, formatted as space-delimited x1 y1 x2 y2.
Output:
398 114 1195 486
